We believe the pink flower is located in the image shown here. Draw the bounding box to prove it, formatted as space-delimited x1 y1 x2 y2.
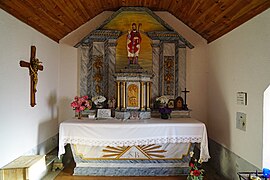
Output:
71 95 92 113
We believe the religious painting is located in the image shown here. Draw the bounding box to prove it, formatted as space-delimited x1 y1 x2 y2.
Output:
174 96 184 110
103 11 168 72
116 33 152 71
168 99 175 109
127 84 139 107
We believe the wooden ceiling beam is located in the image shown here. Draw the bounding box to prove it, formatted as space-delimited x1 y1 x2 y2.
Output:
197 0 246 37
189 0 219 28
70 0 90 21
158 0 173 11
27 0 72 35
54 0 83 30
1 0 269 43
207 0 270 43
0 1 62 41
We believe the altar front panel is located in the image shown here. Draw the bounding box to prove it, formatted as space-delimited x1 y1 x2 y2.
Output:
70 143 194 176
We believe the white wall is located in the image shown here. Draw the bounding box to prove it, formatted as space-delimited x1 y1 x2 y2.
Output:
58 44 78 122
208 9 270 168
0 10 60 167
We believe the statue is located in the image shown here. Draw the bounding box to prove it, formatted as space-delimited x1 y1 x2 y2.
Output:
127 23 142 64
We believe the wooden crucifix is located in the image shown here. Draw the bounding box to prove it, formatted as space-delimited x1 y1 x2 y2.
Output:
181 88 190 110
20 46 43 107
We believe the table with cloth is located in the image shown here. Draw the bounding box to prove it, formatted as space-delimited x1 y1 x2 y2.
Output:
58 118 210 176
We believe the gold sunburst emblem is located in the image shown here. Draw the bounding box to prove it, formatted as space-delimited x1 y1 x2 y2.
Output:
102 144 166 159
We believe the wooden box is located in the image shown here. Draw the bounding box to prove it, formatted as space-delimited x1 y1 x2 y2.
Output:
0 155 46 180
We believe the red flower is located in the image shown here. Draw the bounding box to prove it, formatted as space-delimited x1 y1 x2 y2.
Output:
193 170 201 176
189 162 195 168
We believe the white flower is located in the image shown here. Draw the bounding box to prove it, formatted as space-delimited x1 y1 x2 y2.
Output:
198 159 203 164
92 95 106 105
156 96 169 104
189 151 194 157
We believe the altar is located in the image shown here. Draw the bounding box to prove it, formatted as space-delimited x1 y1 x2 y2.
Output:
58 118 210 176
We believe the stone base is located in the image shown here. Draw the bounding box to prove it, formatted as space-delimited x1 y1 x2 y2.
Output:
151 110 191 118
120 64 151 74
73 166 189 176
115 110 151 120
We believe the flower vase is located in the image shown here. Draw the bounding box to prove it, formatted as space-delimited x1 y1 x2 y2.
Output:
161 113 170 119
78 111 82 119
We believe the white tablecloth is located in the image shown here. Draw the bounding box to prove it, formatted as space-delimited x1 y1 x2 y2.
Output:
58 118 210 161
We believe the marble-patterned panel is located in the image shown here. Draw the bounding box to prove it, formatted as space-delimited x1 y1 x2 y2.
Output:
79 45 90 96
107 40 117 99
93 42 105 56
152 41 160 100
159 42 164 96
178 48 186 97
163 43 175 56
175 47 179 96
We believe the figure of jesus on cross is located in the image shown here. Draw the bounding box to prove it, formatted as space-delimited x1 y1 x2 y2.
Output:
20 46 43 107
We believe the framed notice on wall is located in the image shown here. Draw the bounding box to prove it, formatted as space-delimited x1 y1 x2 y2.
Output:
236 92 247 105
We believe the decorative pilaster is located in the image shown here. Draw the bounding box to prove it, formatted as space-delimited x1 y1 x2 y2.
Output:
79 45 91 96
140 82 145 111
152 40 160 99
178 47 186 96
116 81 121 110
146 82 150 111
107 39 117 99
122 81 126 110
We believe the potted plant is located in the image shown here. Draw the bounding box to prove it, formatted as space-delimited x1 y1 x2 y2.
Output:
187 151 204 180
71 95 92 119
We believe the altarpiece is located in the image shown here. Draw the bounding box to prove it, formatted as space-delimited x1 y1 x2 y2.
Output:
77 7 193 114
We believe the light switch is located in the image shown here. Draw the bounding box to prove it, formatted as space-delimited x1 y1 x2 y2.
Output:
236 112 247 131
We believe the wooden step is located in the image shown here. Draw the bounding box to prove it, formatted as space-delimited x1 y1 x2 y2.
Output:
0 155 46 180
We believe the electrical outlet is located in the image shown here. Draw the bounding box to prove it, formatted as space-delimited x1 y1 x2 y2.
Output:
236 112 247 131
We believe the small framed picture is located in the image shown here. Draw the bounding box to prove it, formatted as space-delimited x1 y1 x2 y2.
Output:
174 96 184 110
168 99 175 109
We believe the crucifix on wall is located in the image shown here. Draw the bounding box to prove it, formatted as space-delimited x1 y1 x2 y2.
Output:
20 46 43 107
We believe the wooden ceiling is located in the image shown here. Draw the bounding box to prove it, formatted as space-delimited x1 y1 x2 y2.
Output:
0 0 269 43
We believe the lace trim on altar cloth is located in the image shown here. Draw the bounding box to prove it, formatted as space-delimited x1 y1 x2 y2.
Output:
62 136 202 147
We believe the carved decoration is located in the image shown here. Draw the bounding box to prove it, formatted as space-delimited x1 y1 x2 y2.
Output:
127 84 138 107
164 56 175 96
93 55 103 94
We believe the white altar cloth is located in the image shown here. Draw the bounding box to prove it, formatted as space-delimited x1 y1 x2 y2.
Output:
58 118 210 161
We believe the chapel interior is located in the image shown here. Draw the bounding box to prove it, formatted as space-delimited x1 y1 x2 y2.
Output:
0 1 270 179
